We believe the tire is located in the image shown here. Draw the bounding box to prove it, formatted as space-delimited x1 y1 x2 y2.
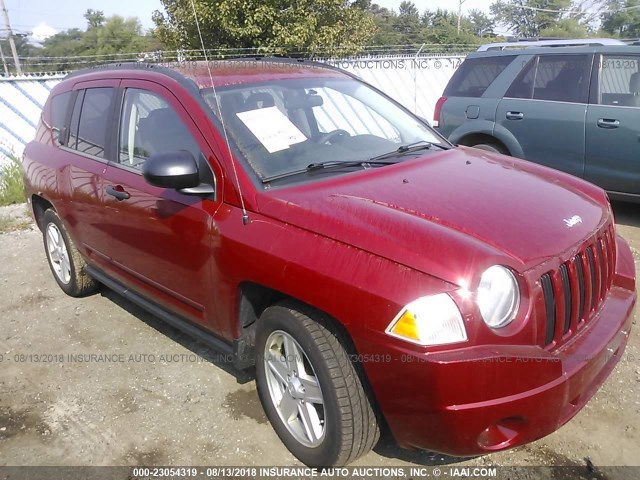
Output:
255 302 379 467
42 209 98 297
472 143 506 154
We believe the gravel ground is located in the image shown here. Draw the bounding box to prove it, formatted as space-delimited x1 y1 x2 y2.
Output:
0 202 638 472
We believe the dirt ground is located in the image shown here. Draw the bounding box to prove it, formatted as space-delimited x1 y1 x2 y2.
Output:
0 201 638 471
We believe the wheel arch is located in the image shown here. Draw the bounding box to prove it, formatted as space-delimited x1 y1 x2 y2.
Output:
448 121 524 159
456 133 510 154
31 194 55 231
234 281 363 371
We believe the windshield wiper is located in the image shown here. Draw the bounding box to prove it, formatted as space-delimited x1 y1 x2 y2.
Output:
261 159 397 183
369 140 450 162
307 159 398 170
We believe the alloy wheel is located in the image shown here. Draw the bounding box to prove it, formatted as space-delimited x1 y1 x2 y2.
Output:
263 330 326 448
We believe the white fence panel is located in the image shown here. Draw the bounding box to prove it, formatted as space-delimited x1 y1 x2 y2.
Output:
329 55 464 121
0 55 464 165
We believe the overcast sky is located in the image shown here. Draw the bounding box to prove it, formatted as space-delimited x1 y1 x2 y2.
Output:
3 0 495 37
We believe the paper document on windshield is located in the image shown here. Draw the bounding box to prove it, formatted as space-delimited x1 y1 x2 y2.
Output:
236 106 307 153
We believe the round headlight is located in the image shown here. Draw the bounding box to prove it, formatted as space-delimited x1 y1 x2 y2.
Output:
477 265 520 328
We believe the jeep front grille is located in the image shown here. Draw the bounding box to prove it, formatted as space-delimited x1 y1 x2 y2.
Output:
540 225 615 347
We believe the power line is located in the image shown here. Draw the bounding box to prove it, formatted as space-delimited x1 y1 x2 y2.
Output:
504 3 640 15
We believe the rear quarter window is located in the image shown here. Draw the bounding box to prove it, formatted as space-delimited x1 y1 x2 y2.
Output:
444 56 515 97
50 91 71 145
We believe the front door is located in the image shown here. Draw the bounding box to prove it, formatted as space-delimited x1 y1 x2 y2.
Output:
99 81 221 326
585 53 640 195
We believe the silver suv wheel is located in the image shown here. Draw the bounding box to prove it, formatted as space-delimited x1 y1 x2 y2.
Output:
264 330 325 447
46 223 71 284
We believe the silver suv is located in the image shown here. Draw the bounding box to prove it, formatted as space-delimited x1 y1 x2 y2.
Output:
435 39 640 201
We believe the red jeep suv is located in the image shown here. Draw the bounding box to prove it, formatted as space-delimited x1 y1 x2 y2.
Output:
22 59 636 467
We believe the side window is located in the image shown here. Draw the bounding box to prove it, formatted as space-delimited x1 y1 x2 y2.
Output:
505 57 536 99
50 91 71 145
75 88 115 158
532 55 591 103
597 55 640 106
118 88 200 171
443 56 515 98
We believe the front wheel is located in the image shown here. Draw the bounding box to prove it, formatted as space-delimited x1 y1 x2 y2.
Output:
255 303 379 466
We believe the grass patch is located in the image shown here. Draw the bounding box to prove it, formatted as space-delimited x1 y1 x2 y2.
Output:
0 154 25 207
0 215 31 234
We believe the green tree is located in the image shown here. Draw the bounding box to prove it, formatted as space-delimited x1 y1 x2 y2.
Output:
0 34 41 60
468 9 495 37
0 35 42 74
394 1 424 44
539 17 589 37
152 0 376 56
421 9 483 48
33 29 85 70
91 16 150 55
85 9 106 29
490 0 572 37
602 0 640 37
368 6 402 45
37 10 160 70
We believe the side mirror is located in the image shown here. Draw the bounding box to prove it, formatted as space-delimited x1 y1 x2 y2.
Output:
143 151 213 194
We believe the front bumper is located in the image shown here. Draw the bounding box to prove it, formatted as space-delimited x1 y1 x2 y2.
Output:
359 237 636 456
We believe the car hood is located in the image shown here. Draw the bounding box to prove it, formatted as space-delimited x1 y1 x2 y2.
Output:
255 147 609 287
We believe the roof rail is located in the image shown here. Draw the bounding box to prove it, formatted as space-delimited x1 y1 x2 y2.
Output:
477 38 626 52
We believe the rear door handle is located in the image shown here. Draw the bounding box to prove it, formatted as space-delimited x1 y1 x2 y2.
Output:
506 111 524 120
597 118 620 129
106 185 130 201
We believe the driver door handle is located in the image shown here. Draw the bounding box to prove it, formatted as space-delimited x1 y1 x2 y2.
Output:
506 111 524 120
106 185 130 201
597 118 620 129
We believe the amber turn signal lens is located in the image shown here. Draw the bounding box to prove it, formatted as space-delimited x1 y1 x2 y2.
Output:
389 310 420 341
385 293 467 346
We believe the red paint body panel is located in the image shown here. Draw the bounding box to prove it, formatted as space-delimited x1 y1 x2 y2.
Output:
355 244 634 453
22 61 636 457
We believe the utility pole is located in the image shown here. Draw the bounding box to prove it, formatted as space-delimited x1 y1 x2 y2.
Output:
457 0 467 35
0 40 9 76
0 0 21 75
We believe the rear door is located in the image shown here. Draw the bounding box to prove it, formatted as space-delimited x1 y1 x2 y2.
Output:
495 54 592 177
585 53 640 195
437 55 515 137
59 81 119 264
98 80 221 326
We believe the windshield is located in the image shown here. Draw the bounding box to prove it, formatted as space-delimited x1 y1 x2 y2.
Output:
201 77 449 185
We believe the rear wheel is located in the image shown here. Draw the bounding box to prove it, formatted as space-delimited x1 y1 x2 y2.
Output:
472 143 506 154
42 209 98 297
255 302 379 466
